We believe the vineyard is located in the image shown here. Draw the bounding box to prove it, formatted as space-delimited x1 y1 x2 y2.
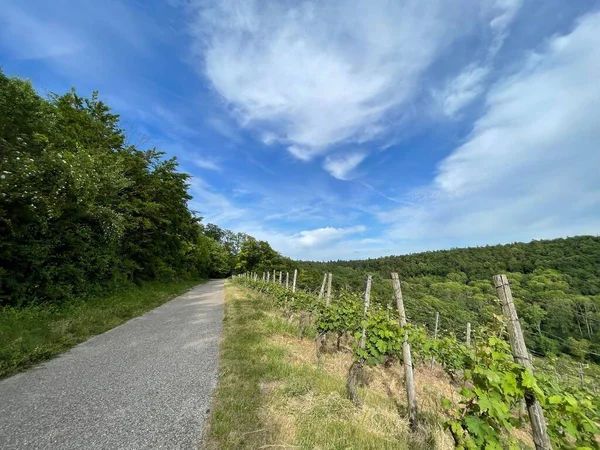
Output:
232 271 600 449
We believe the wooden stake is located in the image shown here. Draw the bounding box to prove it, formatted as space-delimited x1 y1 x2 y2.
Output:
272 270 276 283
392 272 418 430
431 312 439 368
279 271 282 285
466 323 471 346
286 272 289 289
318 273 333 353
360 276 372 349
318 273 327 299
348 276 372 406
493 274 552 450
292 269 297 293
267 272 270 283
325 273 333 307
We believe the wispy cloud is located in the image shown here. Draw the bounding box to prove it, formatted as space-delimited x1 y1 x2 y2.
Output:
435 0 522 117
206 117 242 144
0 1 157 76
185 0 522 177
294 225 367 248
187 176 246 224
0 4 81 60
323 152 366 180
380 11 600 243
438 65 490 117
193 158 222 172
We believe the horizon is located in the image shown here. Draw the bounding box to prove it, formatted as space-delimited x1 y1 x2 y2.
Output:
292 234 600 263
1 0 599 260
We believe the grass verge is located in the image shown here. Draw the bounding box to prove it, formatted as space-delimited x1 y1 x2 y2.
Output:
0 278 204 378
203 283 454 450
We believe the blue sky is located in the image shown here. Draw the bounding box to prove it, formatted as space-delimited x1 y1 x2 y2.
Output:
1 0 599 261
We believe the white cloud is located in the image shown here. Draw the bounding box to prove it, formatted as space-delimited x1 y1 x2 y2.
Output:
187 176 246 224
439 65 490 117
287 145 313 162
185 0 521 177
380 12 600 244
0 4 81 60
206 117 242 144
490 0 523 31
323 152 367 180
193 159 222 172
0 1 155 73
436 0 522 117
294 226 366 248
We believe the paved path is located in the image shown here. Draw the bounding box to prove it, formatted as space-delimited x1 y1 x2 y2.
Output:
0 280 224 450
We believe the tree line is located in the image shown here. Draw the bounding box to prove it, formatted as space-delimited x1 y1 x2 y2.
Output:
0 71 286 307
293 236 600 362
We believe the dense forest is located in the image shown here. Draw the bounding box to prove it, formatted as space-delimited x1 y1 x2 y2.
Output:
0 70 287 307
293 236 600 362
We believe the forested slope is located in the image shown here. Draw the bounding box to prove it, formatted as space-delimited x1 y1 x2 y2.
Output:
293 236 600 361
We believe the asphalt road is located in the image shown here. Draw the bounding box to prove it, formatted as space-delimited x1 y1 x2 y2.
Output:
0 280 224 450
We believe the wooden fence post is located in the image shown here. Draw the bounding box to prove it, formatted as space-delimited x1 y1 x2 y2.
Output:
262 272 265 281
319 273 327 299
360 275 372 349
318 273 333 352
286 272 289 289
279 271 282 285
325 273 333 307
272 270 276 283
347 275 372 406
466 323 471 346
392 272 418 430
267 271 270 283
292 269 297 293
493 274 552 450
431 311 439 368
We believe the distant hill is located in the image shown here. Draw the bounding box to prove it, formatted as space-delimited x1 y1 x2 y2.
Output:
295 236 600 360
298 235 600 295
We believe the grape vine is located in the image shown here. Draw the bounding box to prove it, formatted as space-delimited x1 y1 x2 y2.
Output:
234 274 600 449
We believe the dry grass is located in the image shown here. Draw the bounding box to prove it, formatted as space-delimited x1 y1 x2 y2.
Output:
205 284 460 449
270 332 455 450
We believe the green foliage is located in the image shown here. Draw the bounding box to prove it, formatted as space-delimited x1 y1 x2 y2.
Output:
423 335 472 380
353 309 405 366
0 70 288 307
443 336 533 449
0 279 200 378
316 292 363 338
295 238 600 362
236 275 600 449
539 377 600 449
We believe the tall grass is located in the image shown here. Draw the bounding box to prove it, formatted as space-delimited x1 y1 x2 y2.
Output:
0 279 203 378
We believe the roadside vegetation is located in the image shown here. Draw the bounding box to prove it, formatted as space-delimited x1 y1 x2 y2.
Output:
0 279 201 378
0 71 282 375
294 236 600 364
212 278 600 449
204 283 452 450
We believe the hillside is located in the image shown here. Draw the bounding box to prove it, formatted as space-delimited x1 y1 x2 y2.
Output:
291 236 600 362
212 275 600 449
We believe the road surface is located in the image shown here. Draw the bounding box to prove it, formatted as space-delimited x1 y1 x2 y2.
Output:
0 280 224 449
